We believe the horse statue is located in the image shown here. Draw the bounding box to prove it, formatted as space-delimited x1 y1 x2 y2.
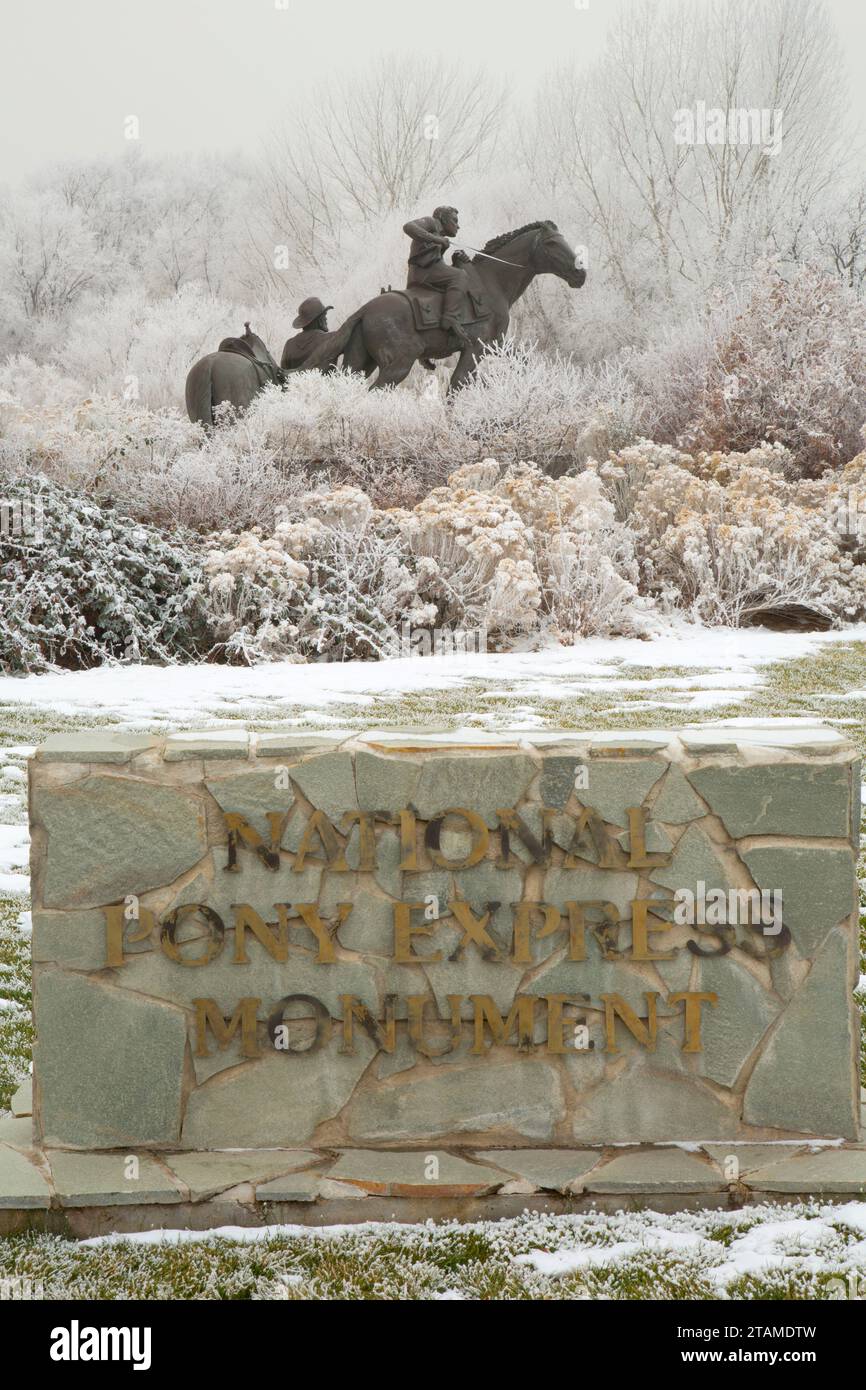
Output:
298 220 586 390
185 323 285 425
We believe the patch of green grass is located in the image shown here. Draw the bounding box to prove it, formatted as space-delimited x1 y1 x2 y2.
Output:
704 1224 738 1247
0 705 127 746
0 1215 860 1300
0 895 31 1111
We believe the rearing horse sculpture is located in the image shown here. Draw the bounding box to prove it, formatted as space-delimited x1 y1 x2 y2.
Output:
299 221 586 390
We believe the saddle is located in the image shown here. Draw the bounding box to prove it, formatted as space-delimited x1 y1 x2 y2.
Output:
217 336 259 361
396 286 489 335
217 333 286 388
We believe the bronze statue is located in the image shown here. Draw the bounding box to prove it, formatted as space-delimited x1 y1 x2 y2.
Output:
301 220 586 391
403 206 472 347
183 220 587 415
280 296 334 371
185 322 284 425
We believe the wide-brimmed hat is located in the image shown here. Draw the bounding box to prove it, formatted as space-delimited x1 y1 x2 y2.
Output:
293 296 333 329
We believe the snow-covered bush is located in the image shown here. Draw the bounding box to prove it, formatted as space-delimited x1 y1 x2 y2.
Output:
5 271 866 540
530 471 654 640
3 445 865 676
235 374 456 509
400 475 537 635
608 442 866 626
201 441 866 661
442 459 654 639
450 340 643 466
203 498 423 664
0 475 208 673
200 459 656 662
677 263 866 476
0 371 201 498
0 376 311 531
0 364 460 523
596 440 696 524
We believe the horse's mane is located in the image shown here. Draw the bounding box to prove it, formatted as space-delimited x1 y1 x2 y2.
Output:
479 220 558 256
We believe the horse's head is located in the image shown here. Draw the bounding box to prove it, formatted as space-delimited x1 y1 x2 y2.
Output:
530 224 587 289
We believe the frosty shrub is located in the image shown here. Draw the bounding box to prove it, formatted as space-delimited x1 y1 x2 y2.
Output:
203 528 311 665
201 459 656 662
5 276 866 540
235 374 456 509
0 364 457 523
597 440 696 524
202 444 866 662
623 308 729 449
3 447 865 675
450 340 643 467
435 459 654 640
678 263 866 476
614 442 866 626
397 474 539 639
0 475 209 673
0 371 201 502
527 470 655 640
0 341 653 528
0 375 310 532
203 493 423 664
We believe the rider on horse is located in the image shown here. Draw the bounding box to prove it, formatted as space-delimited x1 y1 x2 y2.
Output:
402 206 473 348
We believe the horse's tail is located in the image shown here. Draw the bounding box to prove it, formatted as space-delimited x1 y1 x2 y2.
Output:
299 306 368 372
185 357 214 426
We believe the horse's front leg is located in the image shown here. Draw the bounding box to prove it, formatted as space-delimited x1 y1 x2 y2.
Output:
448 342 481 393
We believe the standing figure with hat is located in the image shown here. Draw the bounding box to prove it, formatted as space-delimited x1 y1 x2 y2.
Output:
280 296 335 371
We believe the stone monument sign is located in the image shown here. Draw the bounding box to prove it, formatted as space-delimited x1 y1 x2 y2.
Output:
28 725 861 1152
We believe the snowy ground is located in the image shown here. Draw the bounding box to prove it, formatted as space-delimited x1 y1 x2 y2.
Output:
1 624 862 727
1 622 865 1299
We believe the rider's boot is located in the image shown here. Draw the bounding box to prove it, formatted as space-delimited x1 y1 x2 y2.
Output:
441 280 472 350
442 316 472 350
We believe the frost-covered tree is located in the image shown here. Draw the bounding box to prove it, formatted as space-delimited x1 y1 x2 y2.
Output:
523 0 850 323
0 189 110 321
255 54 507 277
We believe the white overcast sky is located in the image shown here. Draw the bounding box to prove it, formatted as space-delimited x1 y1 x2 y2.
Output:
1 0 863 180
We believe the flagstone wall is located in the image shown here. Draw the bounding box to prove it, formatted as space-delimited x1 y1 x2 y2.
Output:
28 725 861 1150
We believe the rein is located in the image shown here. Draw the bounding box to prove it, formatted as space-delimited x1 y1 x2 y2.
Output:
455 243 525 269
